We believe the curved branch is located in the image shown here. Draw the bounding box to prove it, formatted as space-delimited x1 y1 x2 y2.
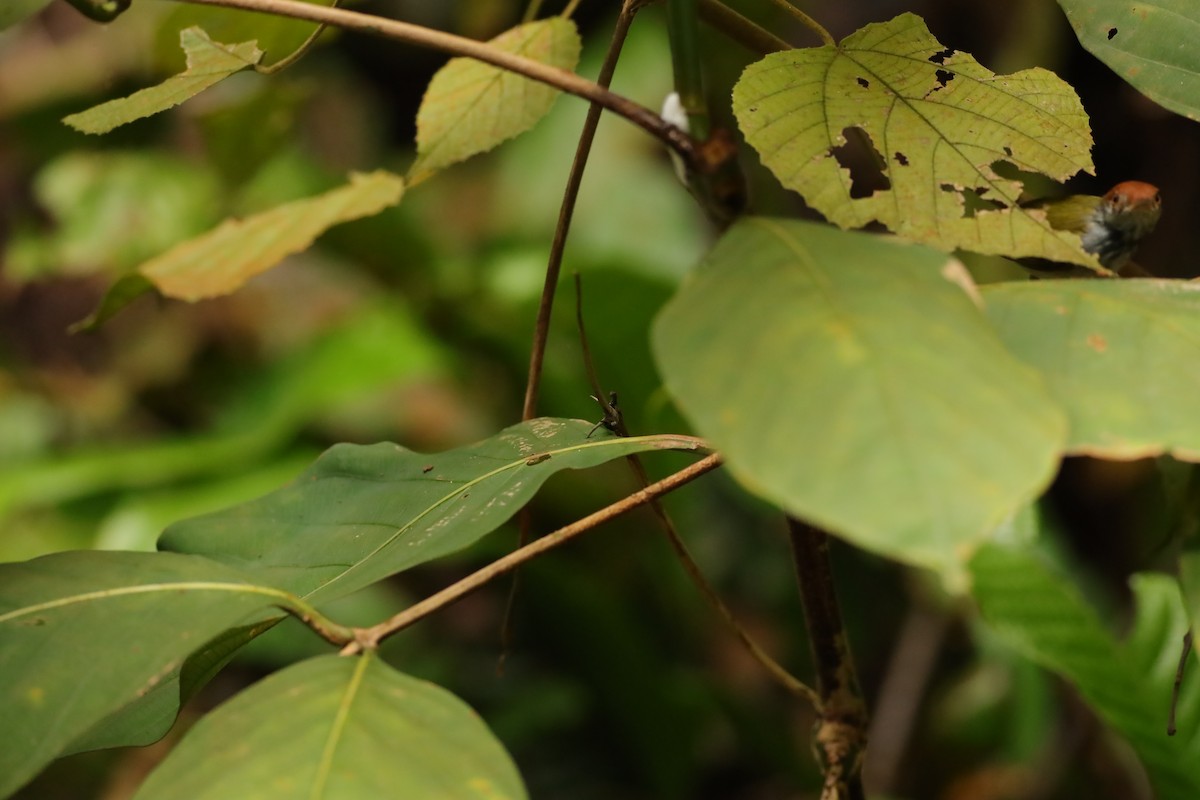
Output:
342 452 724 654
171 0 699 165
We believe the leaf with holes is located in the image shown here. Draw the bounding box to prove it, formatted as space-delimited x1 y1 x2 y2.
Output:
733 13 1098 269
983 279 1200 460
0 551 299 798
133 653 526 800
1058 0 1200 122
138 171 403 301
63 27 262 135
410 18 581 182
160 418 707 605
652 218 1065 576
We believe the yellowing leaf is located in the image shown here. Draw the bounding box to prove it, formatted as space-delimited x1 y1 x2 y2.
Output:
63 27 263 135
140 171 404 301
411 18 581 182
733 13 1098 268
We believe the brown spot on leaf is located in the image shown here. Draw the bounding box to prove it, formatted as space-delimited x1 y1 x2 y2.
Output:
1086 333 1108 353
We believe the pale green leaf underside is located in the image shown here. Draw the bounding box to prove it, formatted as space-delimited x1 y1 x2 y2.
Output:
160 418 707 606
0 0 52 30
652 218 1065 575
0 551 291 799
983 279 1200 460
733 13 1097 267
134 654 526 800
139 170 404 301
63 27 263 135
411 18 581 181
972 544 1200 799
1058 0 1200 122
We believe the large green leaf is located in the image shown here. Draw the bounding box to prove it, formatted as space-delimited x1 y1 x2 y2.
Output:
1058 0 1200 122
161 419 706 604
652 218 1066 575
0 551 301 798
732 13 1097 268
139 170 404 301
63 28 263 135
410 18 581 182
134 653 525 799
971 544 1200 798
983 279 1200 460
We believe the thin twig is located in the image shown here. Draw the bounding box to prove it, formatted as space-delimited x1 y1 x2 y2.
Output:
502 0 645 671
521 0 640 420
696 0 792 54
571 274 817 705
341 452 724 654
787 518 868 800
170 0 700 167
765 0 836 46
1169 628 1193 736
256 0 339 74
275 597 357 646
863 601 949 794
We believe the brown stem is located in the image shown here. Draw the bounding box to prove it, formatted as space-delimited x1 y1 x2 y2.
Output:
572 274 815 703
341 452 724 654
171 0 699 166
521 0 640 421
787 518 868 800
697 0 792 54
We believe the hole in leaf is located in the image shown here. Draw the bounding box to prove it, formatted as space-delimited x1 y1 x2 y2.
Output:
830 127 890 199
942 184 1007 219
856 77 870 89
935 69 954 88
1107 27 1118 39
928 48 954 64
1003 146 1013 157
989 160 1049 201
894 151 909 166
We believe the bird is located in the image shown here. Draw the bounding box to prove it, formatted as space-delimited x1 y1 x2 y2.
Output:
1034 180 1162 274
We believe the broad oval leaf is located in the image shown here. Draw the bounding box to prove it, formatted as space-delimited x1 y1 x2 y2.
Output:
732 13 1097 268
411 18 582 182
983 279 1200 460
134 653 526 800
652 218 1066 574
139 170 404 301
972 541 1200 799
0 551 296 798
160 418 707 605
1059 0 1200 122
63 28 263 135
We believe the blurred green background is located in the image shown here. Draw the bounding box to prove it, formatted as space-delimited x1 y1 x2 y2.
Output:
1 1 1195 798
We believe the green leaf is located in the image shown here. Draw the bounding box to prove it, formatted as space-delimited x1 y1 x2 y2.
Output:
0 551 295 798
732 13 1097 268
983 279 1200 460
0 0 51 30
138 170 404 301
1058 0 1200 122
971 544 1200 798
161 419 706 604
63 27 263 135
652 218 1066 575
154 0 339 73
133 653 526 800
411 18 582 182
